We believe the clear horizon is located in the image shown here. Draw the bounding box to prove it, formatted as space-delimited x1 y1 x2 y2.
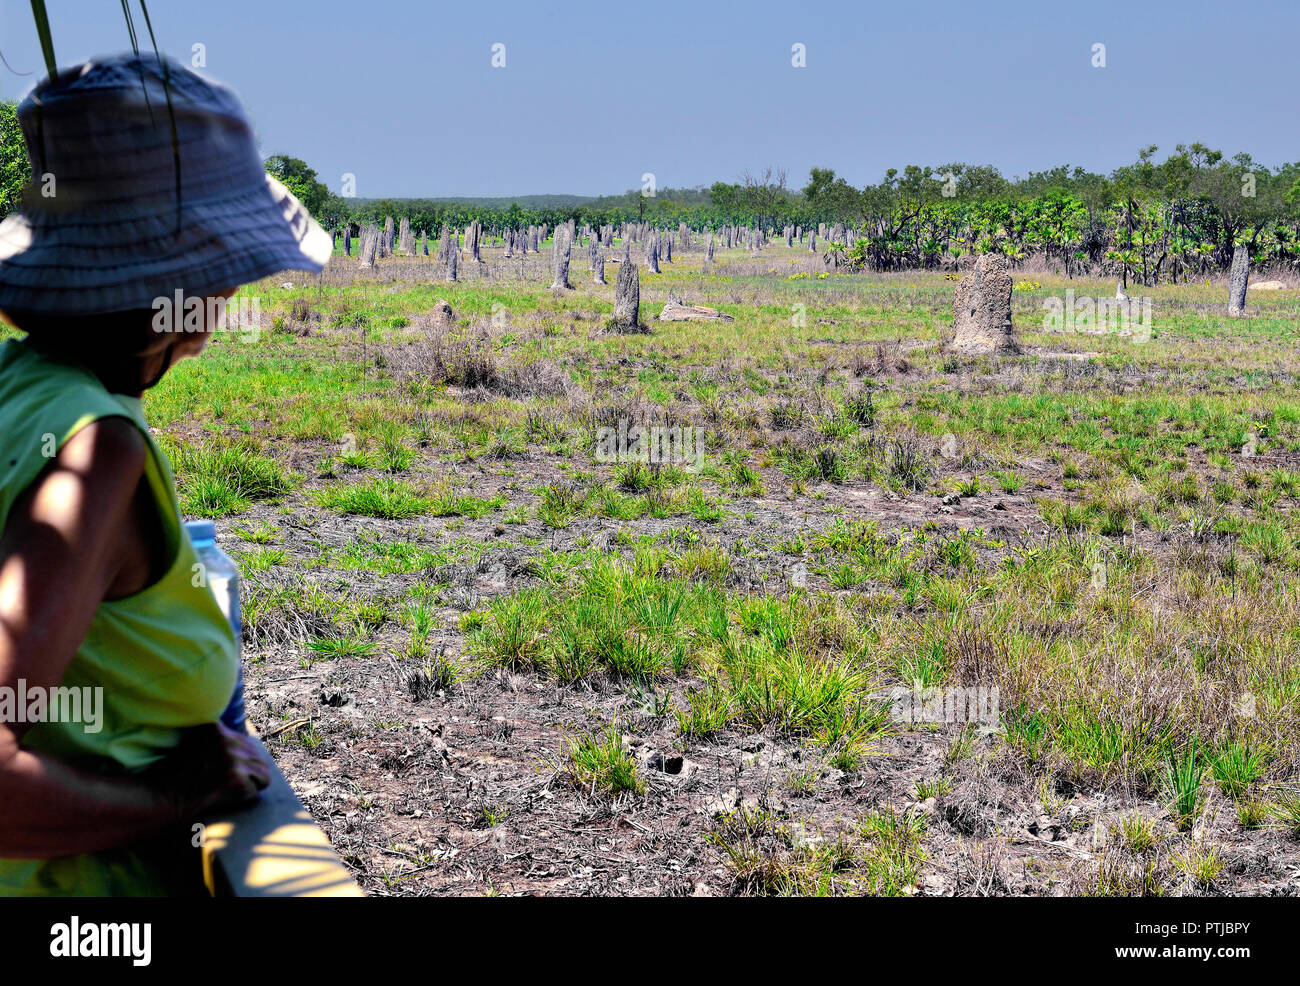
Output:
2 0 1297 199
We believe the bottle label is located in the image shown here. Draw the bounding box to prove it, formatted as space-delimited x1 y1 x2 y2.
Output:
205 574 243 649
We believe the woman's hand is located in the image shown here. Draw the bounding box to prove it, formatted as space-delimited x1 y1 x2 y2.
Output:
147 722 273 819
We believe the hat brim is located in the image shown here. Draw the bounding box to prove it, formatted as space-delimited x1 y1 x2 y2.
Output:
0 174 333 317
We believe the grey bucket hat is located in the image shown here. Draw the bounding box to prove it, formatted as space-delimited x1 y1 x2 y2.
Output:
0 53 331 317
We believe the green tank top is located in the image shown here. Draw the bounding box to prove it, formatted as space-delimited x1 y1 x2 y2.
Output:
0 338 238 896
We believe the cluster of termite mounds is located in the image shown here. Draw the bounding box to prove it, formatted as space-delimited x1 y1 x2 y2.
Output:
334 218 1273 350
338 216 769 334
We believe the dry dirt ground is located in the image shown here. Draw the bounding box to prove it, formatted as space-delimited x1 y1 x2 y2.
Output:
237 422 1300 897
186 250 1300 897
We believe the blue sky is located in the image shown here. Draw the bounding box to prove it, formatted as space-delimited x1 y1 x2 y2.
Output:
2 0 1296 198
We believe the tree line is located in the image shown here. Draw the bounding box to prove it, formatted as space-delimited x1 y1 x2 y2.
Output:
3 109 1298 281
247 149 1300 282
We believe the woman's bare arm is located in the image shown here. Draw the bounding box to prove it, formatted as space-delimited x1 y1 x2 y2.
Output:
0 417 268 858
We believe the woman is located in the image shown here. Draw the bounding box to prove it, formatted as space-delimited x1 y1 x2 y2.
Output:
0 53 331 895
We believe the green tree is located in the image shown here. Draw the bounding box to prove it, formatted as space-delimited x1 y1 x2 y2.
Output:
709 181 739 212
736 167 789 229
263 154 330 219
801 167 862 225
802 167 838 202
1 101 32 218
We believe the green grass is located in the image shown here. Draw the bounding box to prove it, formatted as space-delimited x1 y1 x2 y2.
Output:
707 808 852 896
1266 787 1300 834
1113 813 1160 853
1161 740 1206 832
166 438 296 517
111 261 1300 895
311 477 431 518
306 632 380 660
566 725 644 796
855 807 928 896
238 547 288 572
1207 740 1266 800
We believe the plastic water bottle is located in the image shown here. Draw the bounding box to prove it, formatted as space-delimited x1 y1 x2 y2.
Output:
184 520 246 731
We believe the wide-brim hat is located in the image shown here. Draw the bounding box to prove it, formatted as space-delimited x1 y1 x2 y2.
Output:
0 53 331 317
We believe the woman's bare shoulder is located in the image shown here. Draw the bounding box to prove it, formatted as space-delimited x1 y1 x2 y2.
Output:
7 416 148 540
56 417 148 478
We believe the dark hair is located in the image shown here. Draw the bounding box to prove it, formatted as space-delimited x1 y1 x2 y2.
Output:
2 307 165 359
